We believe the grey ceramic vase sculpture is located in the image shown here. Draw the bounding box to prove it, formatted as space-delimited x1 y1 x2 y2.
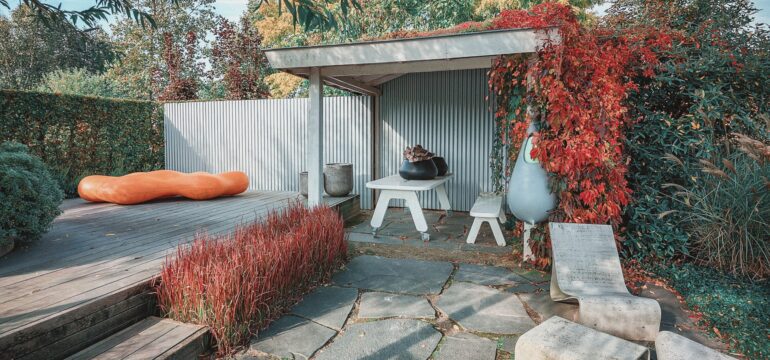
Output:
507 122 557 223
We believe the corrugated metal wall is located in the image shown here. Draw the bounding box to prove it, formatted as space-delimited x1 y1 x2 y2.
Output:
164 97 374 208
379 69 495 211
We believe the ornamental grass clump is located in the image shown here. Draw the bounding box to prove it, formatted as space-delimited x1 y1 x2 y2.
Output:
663 134 770 279
154 203 347 356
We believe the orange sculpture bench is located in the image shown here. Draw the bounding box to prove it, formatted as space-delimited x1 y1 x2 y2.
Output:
78 170 249 205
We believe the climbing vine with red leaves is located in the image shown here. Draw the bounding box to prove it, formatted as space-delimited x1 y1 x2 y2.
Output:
485 3 675 265
373 3 676 267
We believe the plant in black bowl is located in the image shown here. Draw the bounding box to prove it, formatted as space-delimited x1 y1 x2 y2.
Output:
399 145 438 180
432 156 448 176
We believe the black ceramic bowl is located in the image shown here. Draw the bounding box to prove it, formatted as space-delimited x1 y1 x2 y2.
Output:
432 157 448 176
399 159 438 180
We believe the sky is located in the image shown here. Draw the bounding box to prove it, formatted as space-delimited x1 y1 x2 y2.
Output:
1 0 769 27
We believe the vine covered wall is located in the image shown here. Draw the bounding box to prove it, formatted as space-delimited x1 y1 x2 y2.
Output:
485 4 674 265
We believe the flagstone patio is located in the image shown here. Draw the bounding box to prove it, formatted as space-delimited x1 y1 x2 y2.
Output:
237 255 563 360
237 254 729 360
346 209 514 255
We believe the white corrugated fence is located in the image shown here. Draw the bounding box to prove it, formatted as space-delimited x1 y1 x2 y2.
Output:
164 69 497 212
164 96 374 209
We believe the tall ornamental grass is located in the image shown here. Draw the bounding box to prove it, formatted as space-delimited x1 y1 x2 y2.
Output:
663 134 769 278
155 203 347 355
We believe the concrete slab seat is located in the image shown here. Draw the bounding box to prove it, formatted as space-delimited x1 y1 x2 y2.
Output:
515 316 650 360
655 331 737 360
549 223 662 341
466 193 507 246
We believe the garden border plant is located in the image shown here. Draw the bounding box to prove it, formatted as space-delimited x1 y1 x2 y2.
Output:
154 203 347 356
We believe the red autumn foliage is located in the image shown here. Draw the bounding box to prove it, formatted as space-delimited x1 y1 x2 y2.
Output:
486 4 676 264
370 4 679 266
154 203 347 356
211 18 271 100
156 32 200 101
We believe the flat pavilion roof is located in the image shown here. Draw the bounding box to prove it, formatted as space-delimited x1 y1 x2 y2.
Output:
263 27 558 96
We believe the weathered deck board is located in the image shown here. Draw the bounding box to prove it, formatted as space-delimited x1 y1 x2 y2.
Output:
0 192 293 295
65 317 208 360
0 191 359 359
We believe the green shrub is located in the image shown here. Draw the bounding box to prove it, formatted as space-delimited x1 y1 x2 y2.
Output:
662 135 769 278
652 263 769 359
0 89 164 197
0 142 63 250
609 0 770 259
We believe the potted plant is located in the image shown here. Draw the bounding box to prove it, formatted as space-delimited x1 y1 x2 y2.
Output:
399 145 438 180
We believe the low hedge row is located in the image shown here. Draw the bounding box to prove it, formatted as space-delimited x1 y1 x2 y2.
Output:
155 204 347 356
0 90 164 196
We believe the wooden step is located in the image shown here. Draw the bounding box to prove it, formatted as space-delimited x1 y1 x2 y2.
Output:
2 286 157 360
66 317 210 360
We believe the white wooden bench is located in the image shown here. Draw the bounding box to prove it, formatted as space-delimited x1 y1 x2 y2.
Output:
466 193 507 246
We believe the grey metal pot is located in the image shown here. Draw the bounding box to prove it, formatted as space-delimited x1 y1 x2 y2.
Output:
507 122 557 223
324 163 354 197
299 171 308 197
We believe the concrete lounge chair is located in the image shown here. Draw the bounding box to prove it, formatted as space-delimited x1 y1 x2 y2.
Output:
515 316 650 360
655 331 737 360
548 222 662 341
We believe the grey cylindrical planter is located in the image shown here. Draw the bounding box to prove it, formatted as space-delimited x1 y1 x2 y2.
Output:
324 163 354 197
299 171 308 197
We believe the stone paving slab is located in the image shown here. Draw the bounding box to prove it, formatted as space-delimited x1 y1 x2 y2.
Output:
454 264 529 286
517 292 578 323
347 210 512 254
332 255 453 295
434 332 498 360
506 282 549 294
249 315 336 359
313 319 442 360
437 281 535 334
517 269 551 283
289 286 357 330
358 292 435 319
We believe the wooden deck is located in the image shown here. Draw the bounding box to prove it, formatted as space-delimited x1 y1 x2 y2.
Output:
0 191 356 359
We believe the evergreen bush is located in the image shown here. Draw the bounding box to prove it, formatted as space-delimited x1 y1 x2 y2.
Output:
0 142 63 253
0 90 164 196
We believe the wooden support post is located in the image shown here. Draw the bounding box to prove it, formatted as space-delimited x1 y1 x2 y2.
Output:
522 222 535 261
307 67 324 207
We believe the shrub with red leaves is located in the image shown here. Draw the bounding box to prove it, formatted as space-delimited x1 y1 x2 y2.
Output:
154 203 347 356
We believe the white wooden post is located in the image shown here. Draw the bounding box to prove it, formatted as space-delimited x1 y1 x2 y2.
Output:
307 67 324 207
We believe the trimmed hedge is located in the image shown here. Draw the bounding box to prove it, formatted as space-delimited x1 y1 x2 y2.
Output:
0 142 63 250
0 90 164 196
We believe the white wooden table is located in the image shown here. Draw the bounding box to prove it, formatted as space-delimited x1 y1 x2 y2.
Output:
366 174 453 241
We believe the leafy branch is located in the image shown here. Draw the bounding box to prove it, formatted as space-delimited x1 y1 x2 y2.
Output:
0 0 178 30
254 0 361 31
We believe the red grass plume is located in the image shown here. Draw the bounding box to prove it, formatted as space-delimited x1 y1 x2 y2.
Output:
154 203 347 356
